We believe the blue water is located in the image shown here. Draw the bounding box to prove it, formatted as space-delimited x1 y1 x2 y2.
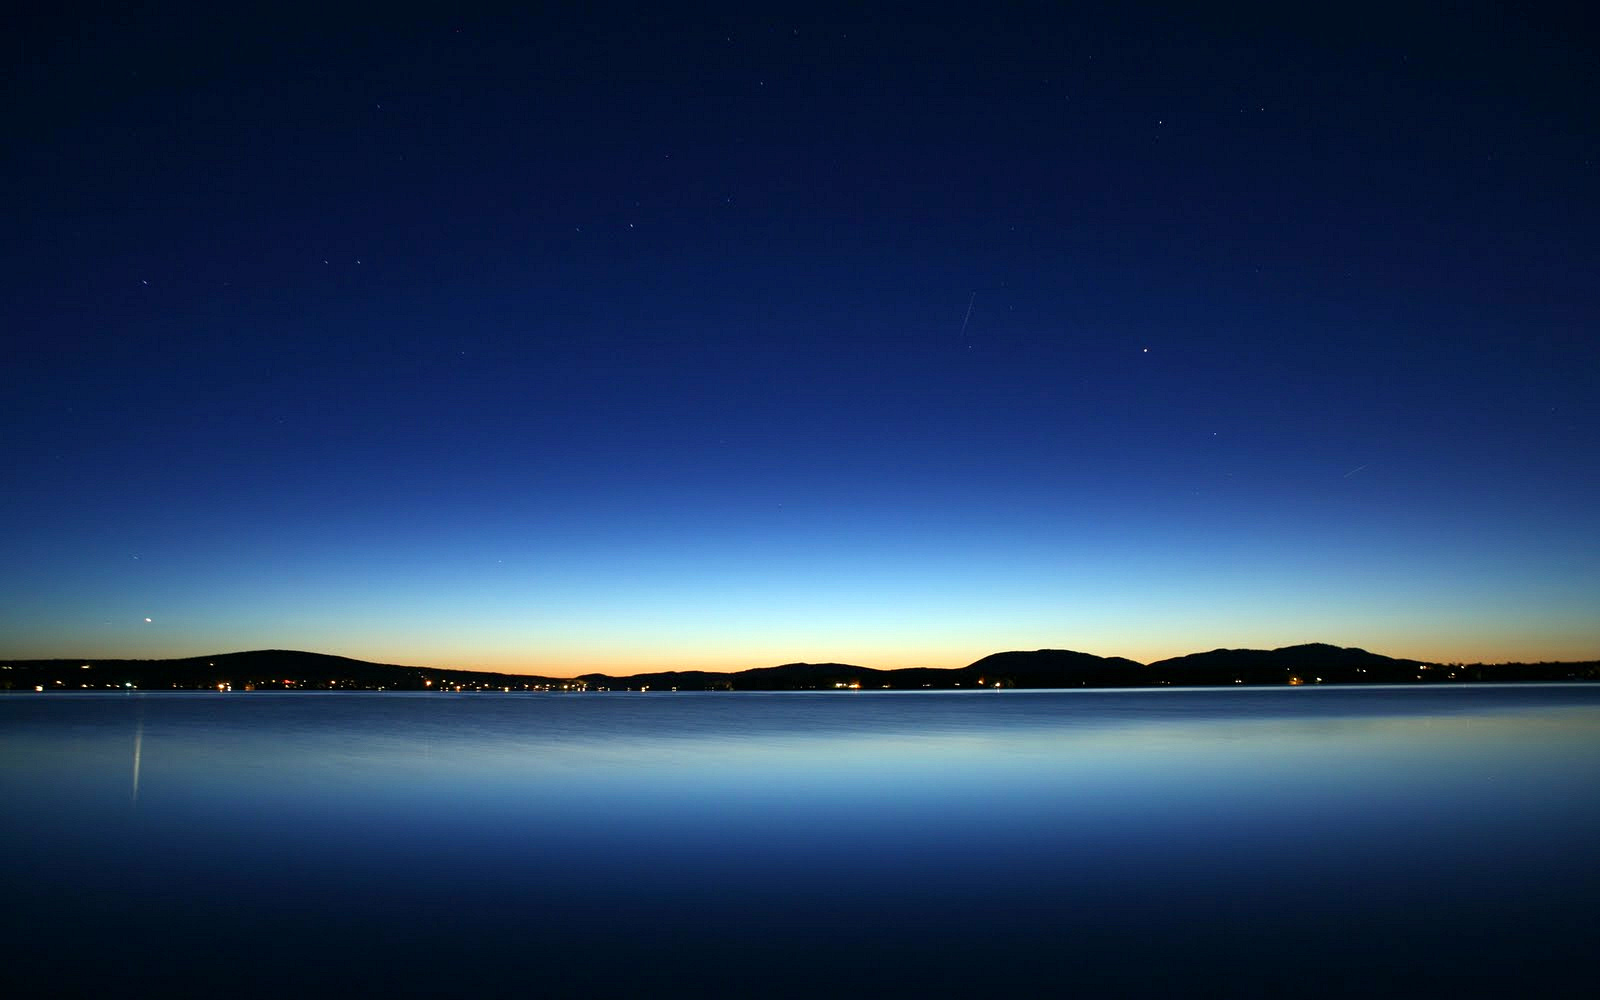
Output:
3 686 1597 997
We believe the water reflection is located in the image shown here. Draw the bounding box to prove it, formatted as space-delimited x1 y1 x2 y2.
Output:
2 686 1597 998
131 709 143 805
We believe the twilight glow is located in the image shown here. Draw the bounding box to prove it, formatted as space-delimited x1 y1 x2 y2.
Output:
4 7 1596 674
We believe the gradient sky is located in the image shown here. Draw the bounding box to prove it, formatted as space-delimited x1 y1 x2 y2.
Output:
5 3 1596 674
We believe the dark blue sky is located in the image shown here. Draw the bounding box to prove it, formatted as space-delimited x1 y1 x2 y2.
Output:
5 3 1596 672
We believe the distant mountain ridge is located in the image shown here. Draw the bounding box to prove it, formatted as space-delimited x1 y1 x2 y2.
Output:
1147 642 1429 685
3 643 1596 691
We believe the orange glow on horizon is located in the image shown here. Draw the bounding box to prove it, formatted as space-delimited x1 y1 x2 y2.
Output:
347 637 1600 679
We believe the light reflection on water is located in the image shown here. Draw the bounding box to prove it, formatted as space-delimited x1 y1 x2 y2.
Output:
2 686 1596 997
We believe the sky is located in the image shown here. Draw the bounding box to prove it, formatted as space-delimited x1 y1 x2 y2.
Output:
4 3 1597 674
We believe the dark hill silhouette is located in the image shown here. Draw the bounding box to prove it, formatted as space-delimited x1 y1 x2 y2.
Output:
581 653 1145 690
962 649 1147 688
1 649 553 692
1145 642 1429 685
2 643 1596 691
580 663 882 691
574 669 731 690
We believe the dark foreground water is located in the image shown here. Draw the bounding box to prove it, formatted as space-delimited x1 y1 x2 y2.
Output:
3 686 1597 998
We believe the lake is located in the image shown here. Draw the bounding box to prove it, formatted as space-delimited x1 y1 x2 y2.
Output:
3 686 1596 997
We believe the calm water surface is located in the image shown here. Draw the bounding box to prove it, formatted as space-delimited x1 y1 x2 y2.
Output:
3 686 1597 997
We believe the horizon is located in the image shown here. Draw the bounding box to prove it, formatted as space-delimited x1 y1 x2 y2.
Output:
6 637 1595 680
5 6 1596 671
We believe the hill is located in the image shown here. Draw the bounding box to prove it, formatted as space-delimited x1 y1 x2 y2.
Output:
961 649 1148 688
1145 642 1427 685
0 649 557 692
